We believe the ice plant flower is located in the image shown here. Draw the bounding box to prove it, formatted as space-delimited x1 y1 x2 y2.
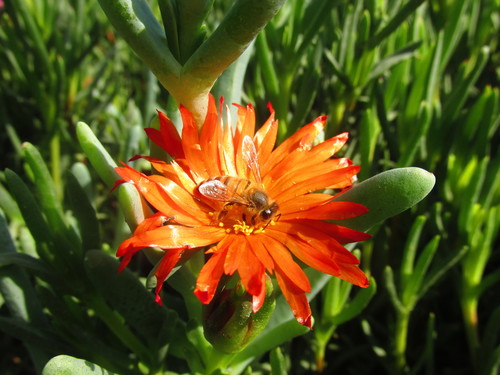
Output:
115 95 370 328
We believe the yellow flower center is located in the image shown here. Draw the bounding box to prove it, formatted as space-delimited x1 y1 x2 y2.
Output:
209 211 277 235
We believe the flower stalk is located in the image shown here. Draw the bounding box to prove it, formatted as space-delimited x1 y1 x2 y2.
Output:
98 0 286 125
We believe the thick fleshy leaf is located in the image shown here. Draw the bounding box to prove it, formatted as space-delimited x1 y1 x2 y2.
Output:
42 355 118 375
332 167 436 231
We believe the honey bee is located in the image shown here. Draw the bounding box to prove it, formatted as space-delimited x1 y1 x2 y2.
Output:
198 136 279 227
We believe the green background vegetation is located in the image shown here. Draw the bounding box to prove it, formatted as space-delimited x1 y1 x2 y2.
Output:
0 0 499 374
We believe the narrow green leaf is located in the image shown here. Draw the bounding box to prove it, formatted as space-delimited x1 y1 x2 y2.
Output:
65 172 101 251
403 235 441 306
97 0 181 87
22 143 70 236
0 181 22 222
270 346 287 375
76 121 120 187
384 266 406 314
4 169 53 246
367 41 421 81
442 46 490 126
212 40 254 106
84 250 177 347
183 0 286 84
419 246 468 298
0 252 53 281
177 0 212 61
359 107 381 180
332 277 377 326
332 167 436 232
157 0 181 61
397 101 432 167
255 32 280 103
366 0 426 49
42 355 119 375
400 216 427 285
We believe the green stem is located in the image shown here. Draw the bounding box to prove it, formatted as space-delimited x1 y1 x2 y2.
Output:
98 0 286 126
461 287 479 371
314 325 337 373
205 349 235 375
86 294 151 367
394 310 410 373
50 134 62 199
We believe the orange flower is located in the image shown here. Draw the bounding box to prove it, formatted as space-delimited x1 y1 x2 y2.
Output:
115 96 370 328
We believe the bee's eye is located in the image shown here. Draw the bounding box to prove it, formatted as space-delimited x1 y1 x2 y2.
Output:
261 209 273 220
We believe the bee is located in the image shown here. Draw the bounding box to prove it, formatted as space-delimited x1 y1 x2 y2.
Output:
198 136 279 227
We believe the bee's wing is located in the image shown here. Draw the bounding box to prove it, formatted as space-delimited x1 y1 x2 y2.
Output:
242 135 262 183
198 179 250 205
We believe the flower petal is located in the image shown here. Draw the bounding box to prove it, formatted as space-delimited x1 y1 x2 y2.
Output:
154 248 185 304
180 105 208 178
117 213 167 270
261 235 311 293
117 225 225 258
223 235 244 275
262 116 326 175
272 166 360 203
116 164 205 225
280 201 368 221
145 111 184 159
238 236 266 308
247 235 275 272
274 266 312 329
194 243 230 304
254 107 277 162
200 95 222 177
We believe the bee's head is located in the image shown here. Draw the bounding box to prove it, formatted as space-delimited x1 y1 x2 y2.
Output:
260 202 279 221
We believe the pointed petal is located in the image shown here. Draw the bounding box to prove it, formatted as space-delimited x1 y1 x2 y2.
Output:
262 116 326 175
263 133 349 185
194 244 229 304
261 235 310 293
277 193 334 214
265 227 341 277
247 235 275 272
180 105 208 178
280 201 368 221
144 111 184 159
272 166 360 203
238 237 266 306
251 272 267 313
274 266 312 329
254 109 277 163
154 248 185 304
224 235 244 275
117 225 225 258
116 164 205 225
200 95 222 177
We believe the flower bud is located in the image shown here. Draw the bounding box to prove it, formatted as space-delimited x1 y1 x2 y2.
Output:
203 276 275 353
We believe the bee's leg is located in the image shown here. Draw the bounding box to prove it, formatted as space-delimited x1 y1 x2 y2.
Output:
216 203 233 222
